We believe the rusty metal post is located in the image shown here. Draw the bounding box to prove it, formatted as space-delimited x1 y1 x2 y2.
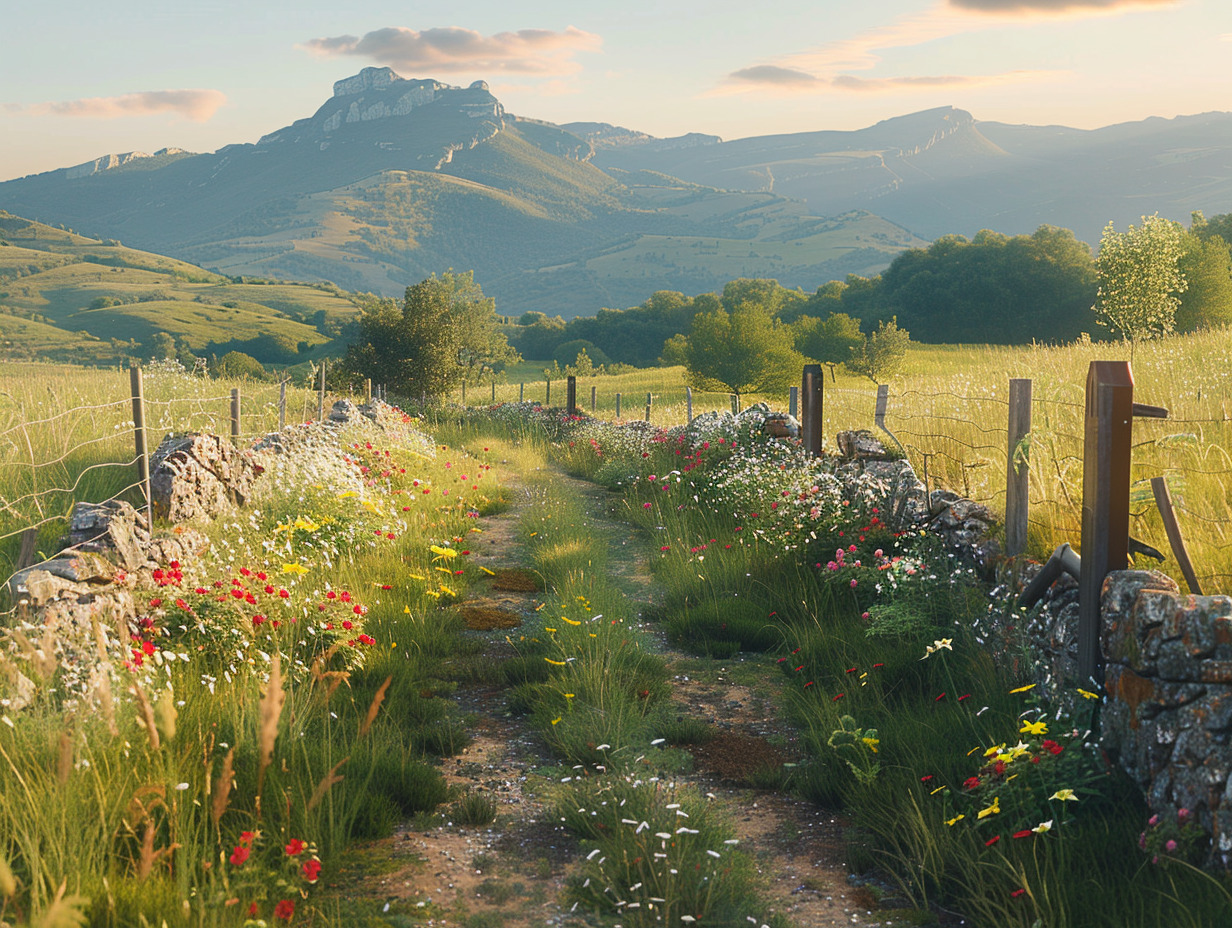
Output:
1006 378 1032 557
1079 361 1134 685
567 375 577 415
800 364 822 458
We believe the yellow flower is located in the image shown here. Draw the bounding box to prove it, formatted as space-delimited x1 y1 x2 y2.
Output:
281 563 309 575
562 617 581 626
1049 789 1078 802
920 638 953 660
293 517 319 532
545 627 557 633
1077 688 1101 700
430 545 457 560
438 584 456 597
403 606 412 614
862 737 880 754
1032 820 1053 834
545 658 567 666
424 590 441 599
551 717 561 725
1020 720 1048 736
480 566 496 576
1009 683 1037 694
435 567 454 574
984 743 1006 758
337 490 358 499
945 814 965 826
564 693 575 699
408 573 425 581
977 797 1001 819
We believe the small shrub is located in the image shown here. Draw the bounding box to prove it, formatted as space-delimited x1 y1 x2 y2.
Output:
451 791 498 826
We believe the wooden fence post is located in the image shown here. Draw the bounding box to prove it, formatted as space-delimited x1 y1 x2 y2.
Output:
317 360 326 421
615 393 621 419
645 392 652 422
129 364 152 528
546 378 551 406
1006 378 1032 557
591 385 597 413
730 394 739 415
230 389 241 445
519 382 524 403
461 381 466 405
278 380 287 431
789 386 798 420
686 386 693 423
1078 361 1135 686
491 381 496 404
567 376 577 415
1151 476 1202 595
800 364 822 458
364 378 371 405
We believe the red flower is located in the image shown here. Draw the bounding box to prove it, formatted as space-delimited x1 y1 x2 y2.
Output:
240 831 255 845
279 589 290 599
1013 829 1033 839
252 614 265 626
248 902 259 917
963 777 981 790
142 640 156 656
302 859 322 883
285 838 305 856
149 598 162 608
229 846 250 866
1011 888 1027 898
984 835 1001 847
274 899 295 920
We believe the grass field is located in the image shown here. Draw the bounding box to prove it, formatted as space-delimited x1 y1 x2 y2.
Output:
474 328 1232 592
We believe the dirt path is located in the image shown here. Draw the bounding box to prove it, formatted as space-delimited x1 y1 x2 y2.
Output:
331 467 912 927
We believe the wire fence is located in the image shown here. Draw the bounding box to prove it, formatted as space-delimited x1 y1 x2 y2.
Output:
0 362 351 589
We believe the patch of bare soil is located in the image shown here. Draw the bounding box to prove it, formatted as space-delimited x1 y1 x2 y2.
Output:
456 605 523 630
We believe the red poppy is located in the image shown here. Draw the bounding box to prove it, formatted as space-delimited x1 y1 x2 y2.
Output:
302 859 322 883
285 838 305 856
229 846 250 866
274 899 295 920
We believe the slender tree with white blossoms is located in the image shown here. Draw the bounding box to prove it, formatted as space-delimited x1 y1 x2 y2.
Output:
1092 213 1188 359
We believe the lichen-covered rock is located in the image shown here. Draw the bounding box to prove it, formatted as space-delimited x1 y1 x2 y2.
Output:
836 429 895 462
64 500 149 570
150 432 258 523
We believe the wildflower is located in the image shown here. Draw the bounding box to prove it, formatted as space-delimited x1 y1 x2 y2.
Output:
921 638 953 659
945 814 965 826
985 835 1001 846
1077 687 1101 700
1165 839 1178 853
1009 683 1036 694
229 846 250 866
1013 829 1033 839
286 839 305 856
1032 820 1053 834
1049 789 1078 802
977 797 1000 819
1020 720 1048 736
274 899 295 920
282 563 308 575
302 859 322 882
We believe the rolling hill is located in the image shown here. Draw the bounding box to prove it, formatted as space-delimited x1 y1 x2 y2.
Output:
0 68 927 318
0 212 361 365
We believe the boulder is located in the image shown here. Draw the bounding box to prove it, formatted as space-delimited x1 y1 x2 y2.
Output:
64 500 148 570
150 433 258 522
836 429 895 462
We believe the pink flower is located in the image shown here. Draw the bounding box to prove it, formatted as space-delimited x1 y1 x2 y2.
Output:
1165 839 1178 853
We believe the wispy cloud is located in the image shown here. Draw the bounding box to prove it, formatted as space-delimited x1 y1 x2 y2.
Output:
718 0 1177 98
15 90 225 121
301 25 601 76
950 0 1178 12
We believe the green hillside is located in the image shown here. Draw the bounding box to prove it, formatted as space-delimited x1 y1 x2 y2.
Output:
0 211 361 365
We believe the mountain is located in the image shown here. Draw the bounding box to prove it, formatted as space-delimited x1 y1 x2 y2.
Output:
586 106 1232 244
0 211 360 365
0 68 925 317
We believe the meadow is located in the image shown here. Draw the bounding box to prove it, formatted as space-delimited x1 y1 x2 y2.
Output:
1 326 1231 927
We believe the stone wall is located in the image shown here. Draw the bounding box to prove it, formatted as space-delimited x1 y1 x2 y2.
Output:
1099 570 1232 866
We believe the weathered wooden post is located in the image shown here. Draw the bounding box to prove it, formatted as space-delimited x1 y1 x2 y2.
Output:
1006 378 1032 557
130 364 152 528
519 382 524 403
1078 361 1134 685
278 379 287 431
317 360 326 421
615 392 622 419
546 378 551 406
686 386 693 423
591 385 597 413
491 381 496 404
1151 476 1202 594
789 386 798 420
645 392 652 422
461 381 467 405
364 378 372 406
874 385 889 431
730 394 739 415
800 364 822 458
567 376 577 415
230 389 241 445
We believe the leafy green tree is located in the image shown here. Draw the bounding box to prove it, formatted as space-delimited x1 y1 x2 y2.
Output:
213 351 266 380
1093 214 1188 357
144 332 176 360
683 304 804 398
553 339 610 369
343 272 518 397
720 278 805 317
1176 231 1232 331
848 317 910 383
793 312 864 378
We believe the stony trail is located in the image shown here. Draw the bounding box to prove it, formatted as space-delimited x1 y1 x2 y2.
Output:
331 463 911 927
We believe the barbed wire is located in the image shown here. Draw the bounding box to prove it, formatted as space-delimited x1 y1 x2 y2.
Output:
0 455 140 511
891 389 1009 406
887 412 1008 435
0 430 134 470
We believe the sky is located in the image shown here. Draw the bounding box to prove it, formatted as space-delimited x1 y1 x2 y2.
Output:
1 0 1229 182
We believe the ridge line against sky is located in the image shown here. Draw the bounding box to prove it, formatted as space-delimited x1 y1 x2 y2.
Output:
0 0 1228 181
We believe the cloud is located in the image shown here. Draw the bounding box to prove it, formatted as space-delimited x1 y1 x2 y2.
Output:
729 65 820 87
725 66 1052 95
22 90 225 121
301 25 601 76
950 0 1177 12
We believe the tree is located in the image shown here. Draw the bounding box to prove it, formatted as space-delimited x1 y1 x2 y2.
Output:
1093 214 1188 357
793 312 864 378
1175 217 1232 331
343 273 518 396
682 304 804 397
848 318 910 383
213 351 266 380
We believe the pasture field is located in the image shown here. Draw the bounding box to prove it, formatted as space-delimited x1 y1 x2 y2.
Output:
484 328 1232 591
